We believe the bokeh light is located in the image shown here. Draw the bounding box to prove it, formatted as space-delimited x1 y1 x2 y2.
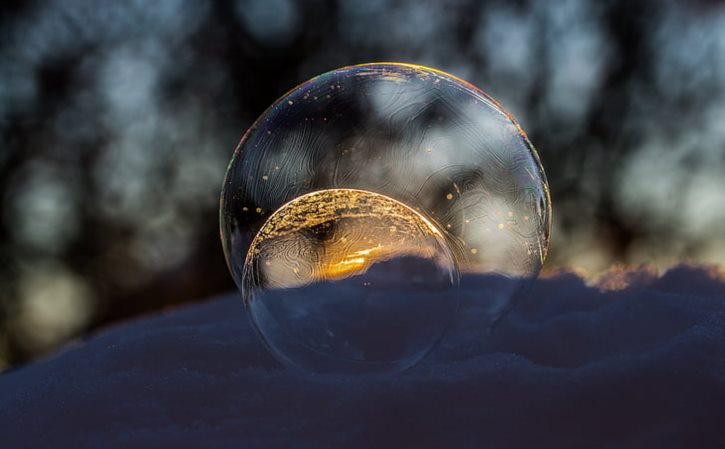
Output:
3 0 725 370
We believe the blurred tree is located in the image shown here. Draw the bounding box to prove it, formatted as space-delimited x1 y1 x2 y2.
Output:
1 0 725 369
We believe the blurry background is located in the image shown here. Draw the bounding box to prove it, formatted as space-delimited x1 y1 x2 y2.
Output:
1 0 724 370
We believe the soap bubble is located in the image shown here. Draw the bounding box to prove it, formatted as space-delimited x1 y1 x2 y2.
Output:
244 189 458 374
220 63 551 374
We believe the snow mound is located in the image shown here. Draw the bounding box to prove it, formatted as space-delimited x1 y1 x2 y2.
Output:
1 265 724 448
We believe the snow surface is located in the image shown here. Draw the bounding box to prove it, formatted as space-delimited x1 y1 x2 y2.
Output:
1 265 724 449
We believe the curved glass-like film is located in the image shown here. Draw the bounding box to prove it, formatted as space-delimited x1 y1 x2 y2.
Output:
220 63 551 374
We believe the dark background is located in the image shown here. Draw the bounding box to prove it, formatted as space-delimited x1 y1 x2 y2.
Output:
1 0 724 369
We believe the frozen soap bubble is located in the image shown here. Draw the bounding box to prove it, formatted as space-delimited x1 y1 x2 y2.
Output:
244 189 458 374
220 63 551 374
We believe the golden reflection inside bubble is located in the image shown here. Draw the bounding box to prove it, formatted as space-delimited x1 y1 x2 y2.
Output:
246 189 449 288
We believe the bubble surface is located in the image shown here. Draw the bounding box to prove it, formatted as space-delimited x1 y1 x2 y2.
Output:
220 63 551 374
244 189 458 374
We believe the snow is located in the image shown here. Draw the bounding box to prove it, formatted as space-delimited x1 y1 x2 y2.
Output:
1 265 724 448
